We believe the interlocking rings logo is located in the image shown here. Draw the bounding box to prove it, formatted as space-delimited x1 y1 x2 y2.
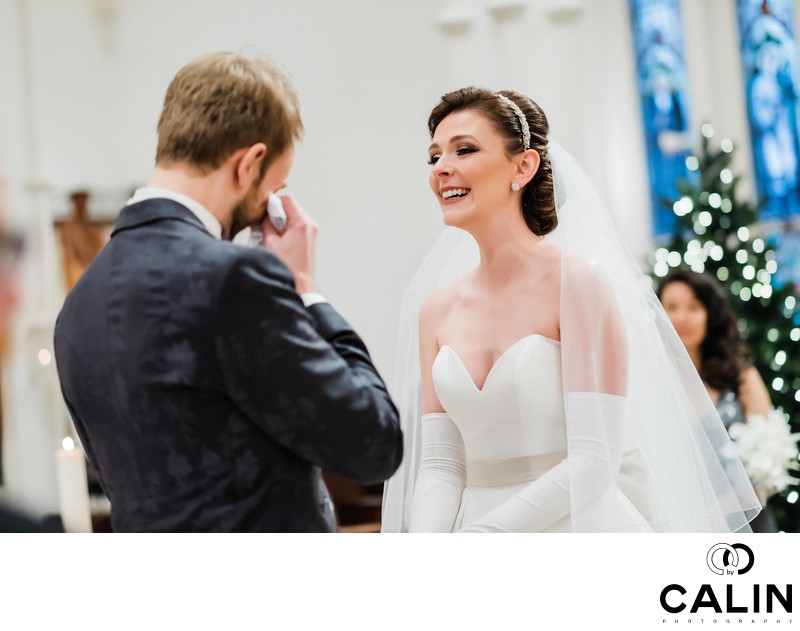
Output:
706 543 754 576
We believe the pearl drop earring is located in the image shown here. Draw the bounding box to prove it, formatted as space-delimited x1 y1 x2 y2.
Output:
511 182 520 192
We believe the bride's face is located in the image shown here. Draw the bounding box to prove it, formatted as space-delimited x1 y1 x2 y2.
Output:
428 110 517 228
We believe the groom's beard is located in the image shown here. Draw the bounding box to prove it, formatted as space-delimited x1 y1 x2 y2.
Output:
227 182 266 240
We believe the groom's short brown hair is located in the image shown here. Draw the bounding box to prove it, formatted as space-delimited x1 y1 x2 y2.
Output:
156 52 303 176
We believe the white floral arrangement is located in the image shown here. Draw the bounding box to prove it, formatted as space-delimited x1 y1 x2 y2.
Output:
728 408 800 501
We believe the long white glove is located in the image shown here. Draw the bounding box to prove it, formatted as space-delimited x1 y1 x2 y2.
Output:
457 394 626 533
408 413 466 533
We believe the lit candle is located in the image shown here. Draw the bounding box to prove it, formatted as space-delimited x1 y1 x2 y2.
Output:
54 437 92 533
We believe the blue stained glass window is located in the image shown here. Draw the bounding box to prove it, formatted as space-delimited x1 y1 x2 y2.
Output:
630 0 693 237
737 0 800 221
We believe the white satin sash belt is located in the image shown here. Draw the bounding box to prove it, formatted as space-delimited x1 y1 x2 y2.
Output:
466 452 567 488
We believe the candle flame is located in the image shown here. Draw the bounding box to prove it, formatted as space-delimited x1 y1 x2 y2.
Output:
62 437 75 451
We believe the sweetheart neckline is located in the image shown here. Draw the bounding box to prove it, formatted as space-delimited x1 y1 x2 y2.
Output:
437 334 560 394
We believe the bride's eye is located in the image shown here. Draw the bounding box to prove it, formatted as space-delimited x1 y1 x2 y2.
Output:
456 146 477 156
427 154 441 165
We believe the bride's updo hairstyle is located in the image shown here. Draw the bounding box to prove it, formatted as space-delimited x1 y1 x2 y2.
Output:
428 87 557 236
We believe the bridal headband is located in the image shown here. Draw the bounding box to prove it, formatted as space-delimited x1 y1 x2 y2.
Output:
496 93 531 151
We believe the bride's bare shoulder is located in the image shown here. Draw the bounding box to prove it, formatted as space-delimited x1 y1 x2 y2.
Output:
419 275 471 323
552 245 609 277
523 240 563 286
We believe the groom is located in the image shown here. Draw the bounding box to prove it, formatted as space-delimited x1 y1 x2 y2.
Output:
54 52 403 532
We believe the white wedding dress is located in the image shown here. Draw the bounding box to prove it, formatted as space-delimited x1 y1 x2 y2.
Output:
409 333 655 533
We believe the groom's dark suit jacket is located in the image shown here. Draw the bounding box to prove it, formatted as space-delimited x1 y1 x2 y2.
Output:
54 199 402 532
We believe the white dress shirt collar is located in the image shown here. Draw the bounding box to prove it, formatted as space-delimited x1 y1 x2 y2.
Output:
127 187 222 239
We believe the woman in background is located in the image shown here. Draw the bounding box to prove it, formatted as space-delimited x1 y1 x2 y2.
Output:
657 269 777 532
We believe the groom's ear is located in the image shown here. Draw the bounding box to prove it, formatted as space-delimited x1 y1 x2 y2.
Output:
232 143 268 191
515 149 541 187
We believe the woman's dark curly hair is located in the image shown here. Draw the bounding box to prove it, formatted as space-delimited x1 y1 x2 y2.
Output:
656 270 750 394
427 86 557 236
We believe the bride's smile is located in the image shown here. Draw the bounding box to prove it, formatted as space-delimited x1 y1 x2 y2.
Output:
439 187 471 203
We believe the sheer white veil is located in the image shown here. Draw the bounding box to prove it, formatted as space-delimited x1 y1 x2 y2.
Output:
381 140 761 533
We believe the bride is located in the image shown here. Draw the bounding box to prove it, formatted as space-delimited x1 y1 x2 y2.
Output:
381 87 761 532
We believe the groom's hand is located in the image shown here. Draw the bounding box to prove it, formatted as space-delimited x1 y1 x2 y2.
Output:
261 195 318 294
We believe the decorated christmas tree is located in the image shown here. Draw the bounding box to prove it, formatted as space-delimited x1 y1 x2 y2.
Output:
649 124 800 531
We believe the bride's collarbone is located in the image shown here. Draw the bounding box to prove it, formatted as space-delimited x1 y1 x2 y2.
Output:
432 271 560 358
448 283 557 315
437 294 559 349
441 291 559 335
